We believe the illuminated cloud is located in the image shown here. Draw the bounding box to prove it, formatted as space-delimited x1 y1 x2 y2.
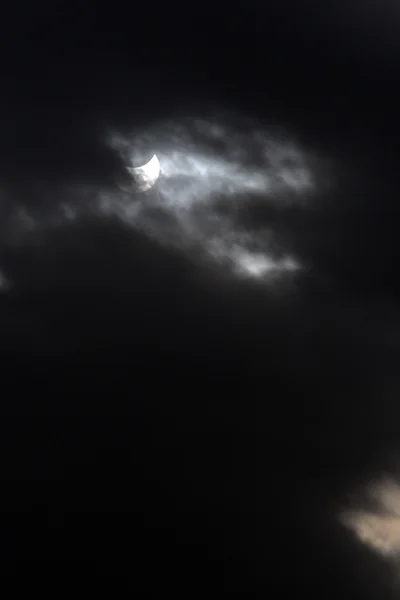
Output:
341 478 400 558
100 114 321 280
5 113 323 282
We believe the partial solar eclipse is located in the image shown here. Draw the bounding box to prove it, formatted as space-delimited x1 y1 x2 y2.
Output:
118 154 161 193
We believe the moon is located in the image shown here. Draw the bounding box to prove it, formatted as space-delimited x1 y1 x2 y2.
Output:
118 154 161 193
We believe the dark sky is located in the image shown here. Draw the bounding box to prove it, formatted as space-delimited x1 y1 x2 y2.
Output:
1 0 400 594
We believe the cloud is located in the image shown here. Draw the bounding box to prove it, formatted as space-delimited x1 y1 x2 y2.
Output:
0 112 324 284
97 113 323 280
341 478 400 563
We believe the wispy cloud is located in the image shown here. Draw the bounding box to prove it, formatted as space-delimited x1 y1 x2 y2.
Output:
99 114 322 280
2 113 322 283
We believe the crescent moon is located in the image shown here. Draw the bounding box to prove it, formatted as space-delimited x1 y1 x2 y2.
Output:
119 154 161 193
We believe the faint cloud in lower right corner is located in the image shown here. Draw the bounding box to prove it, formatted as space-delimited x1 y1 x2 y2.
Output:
340 478 400 558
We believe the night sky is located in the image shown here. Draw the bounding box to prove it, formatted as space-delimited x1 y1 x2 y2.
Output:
1 0 400 594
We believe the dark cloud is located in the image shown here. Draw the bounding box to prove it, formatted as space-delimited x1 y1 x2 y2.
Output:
1 2 400 594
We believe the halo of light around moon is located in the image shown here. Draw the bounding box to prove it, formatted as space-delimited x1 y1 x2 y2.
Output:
118 154 161 193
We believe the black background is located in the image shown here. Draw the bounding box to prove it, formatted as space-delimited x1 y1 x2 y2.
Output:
0 0 400 594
